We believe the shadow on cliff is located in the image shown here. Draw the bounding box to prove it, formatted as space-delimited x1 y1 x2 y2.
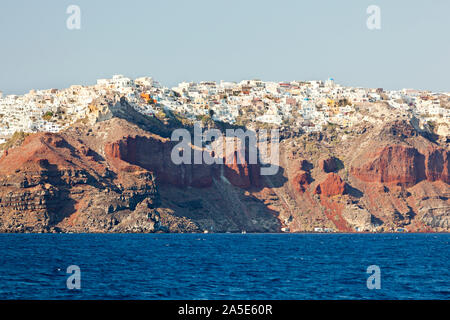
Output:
346 184 364 198
39 163 76 226
112 97 249 139
256 165 288 190
158 177 283 233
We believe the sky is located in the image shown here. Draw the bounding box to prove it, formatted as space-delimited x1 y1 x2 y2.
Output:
0 0 449 94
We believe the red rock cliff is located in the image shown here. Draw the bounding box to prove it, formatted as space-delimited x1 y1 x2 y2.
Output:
105 135 261 189
314 173 347 197
351 145 449 186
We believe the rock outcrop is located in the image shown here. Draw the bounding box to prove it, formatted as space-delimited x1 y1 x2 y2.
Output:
105 135 215 188
318 156 338 173
223 147 260 189
351 145 449 186
425 148 450 183
314 173 347 197
291 170 311 194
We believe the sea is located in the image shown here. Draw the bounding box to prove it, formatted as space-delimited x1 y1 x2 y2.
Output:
0 233 448 300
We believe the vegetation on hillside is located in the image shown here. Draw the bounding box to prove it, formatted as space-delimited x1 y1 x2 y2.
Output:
42 111 54 121
0 131 31 150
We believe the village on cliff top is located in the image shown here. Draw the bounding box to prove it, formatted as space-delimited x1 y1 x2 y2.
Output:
0 75 449 146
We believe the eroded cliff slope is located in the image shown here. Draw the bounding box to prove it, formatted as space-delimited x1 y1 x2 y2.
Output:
0 109 448 232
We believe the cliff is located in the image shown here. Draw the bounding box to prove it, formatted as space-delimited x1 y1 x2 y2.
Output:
0 116 278 233
255 119 449 233
0 113 448 233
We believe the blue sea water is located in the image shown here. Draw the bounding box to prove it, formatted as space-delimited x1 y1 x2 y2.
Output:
0 233 448 300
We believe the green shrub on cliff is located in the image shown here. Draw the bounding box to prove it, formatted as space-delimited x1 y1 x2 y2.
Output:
42 111 54 121
0 131 31 150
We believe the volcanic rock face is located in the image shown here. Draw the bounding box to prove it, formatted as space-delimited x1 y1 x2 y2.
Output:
351 145 449 185
291 171 311 194
351 145 425 186
223 147 260 189
0 115 448 233
256 119 449 233
105 136 215 188
104 135 261 189
0 117 277 233
0 132 165 233
314 173 347 197
425 148 450 183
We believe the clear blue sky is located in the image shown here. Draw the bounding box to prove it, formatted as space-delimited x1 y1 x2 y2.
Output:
0 0 449 94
